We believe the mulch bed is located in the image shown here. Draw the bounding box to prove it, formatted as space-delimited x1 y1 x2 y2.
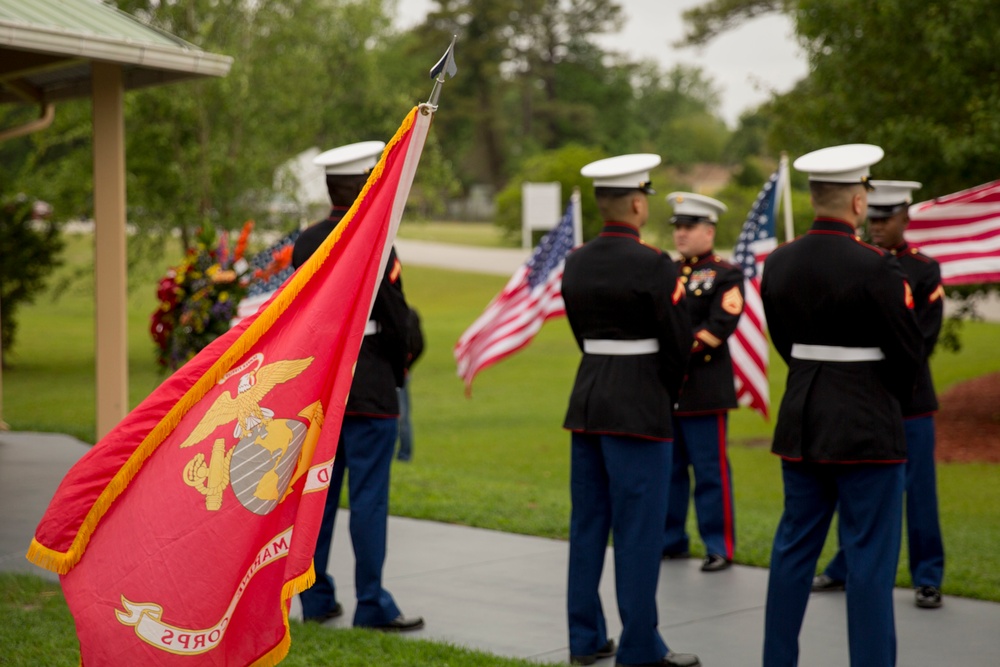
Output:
935 371 1000 463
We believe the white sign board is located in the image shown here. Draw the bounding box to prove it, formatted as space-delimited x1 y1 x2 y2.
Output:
522 182 562 248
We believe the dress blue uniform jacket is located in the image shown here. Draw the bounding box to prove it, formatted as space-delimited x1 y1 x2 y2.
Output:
761 218 923 462
886 241 943 416
562 223 692 440
674 252 744 414
292 209 410 416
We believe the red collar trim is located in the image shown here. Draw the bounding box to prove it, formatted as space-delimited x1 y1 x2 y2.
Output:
681 250 715 265
599 222 641 239
808 218 856 236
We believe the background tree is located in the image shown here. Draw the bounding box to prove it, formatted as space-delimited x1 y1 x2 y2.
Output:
0 196 63 366
3 0 403 250
117 0 399 245
639 62 727 165
681 0 1000 198
492 144 606 242
678 0 791 48
418 0 671 189
682 0 1000 339
1 101 95 220
511 0 624 151
786 0 1000 197
418 0 519 189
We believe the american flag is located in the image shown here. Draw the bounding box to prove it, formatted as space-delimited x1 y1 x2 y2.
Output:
231 229 300 324
729 169 781 419
454 200 577 394
907 179 1000 285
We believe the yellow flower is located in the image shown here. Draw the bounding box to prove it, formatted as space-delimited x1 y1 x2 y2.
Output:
212 269 237 284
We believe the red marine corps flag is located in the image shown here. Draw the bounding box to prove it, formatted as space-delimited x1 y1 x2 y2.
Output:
26 43 454 665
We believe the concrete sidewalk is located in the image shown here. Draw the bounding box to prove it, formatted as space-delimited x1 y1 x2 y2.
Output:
2 431 997 665
395 237 530 276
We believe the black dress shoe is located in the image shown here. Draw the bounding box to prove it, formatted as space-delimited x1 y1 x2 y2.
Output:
700 554 731 572
303 602 343 623
371 614 425 632
616 650 701 667
570 638 617 665
661 550 690 560
811 573 846 592
915 585 942 608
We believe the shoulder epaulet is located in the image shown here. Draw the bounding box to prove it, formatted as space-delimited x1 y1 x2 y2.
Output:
854 237 886 255
712 254 740 270
638 239 663 255
905 246 937 264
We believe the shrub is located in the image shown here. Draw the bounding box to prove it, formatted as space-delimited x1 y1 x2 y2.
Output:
0 195 63 366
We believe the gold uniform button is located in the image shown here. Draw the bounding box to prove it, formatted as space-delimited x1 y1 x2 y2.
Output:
680 276 688 284
704 354 712 362
682 266 692 275
694 288 703 296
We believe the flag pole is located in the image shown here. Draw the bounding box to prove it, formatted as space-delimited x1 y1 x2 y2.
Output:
779 151 795 242
372 37 458 316
571 186 583 246
0 293 7 430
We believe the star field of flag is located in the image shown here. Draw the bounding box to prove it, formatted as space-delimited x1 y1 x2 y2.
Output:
728 167 781 420
733 170 779 279
526 204 576 289
246 230 300 297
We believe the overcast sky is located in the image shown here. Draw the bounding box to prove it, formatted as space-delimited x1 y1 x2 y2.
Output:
394 0 808 127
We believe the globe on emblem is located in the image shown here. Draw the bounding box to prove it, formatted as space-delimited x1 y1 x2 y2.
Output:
229 419 307 515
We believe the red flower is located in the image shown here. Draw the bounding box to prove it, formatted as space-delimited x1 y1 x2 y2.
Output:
157 276 179 306
234 220 254 261
272 245 293 270
149 310 172 349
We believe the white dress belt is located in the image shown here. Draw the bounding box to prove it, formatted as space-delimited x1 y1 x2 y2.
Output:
791 343 885 362
583 338 660 356
364 320 380 336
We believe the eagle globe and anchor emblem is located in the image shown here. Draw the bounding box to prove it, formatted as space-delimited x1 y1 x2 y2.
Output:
179 353 318 515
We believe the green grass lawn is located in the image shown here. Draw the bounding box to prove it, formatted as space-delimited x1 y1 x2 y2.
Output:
0 572 540 667
398 219 514 247
3 231 1000 663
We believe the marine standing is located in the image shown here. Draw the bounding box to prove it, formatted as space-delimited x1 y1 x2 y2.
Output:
662 192 743 572
760 144 923 667
812 180 946 609
295 141 423 632
562 153 700 667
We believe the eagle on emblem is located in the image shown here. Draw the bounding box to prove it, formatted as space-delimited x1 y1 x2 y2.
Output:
179 357 314 448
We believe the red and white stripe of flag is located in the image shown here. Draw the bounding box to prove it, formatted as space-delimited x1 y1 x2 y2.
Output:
729 234 775 419
454 264 565 395
908 180 1000 285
